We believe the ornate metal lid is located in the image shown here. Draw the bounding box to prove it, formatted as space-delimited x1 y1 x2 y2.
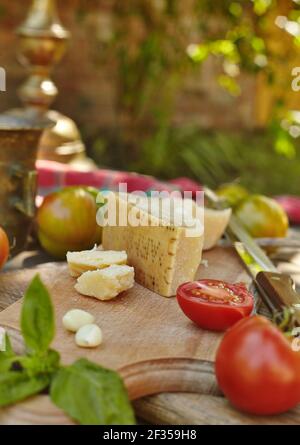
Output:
0 109 54 131
17 0 70 40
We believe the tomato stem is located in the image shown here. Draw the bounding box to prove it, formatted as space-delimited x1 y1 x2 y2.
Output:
273 307 297 334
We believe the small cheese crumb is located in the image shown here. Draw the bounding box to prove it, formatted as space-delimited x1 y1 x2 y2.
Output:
200 259 209 268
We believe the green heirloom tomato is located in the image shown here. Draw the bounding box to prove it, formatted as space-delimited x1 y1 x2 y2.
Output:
216 183 249 208
37 186 102 259
235 194 289 238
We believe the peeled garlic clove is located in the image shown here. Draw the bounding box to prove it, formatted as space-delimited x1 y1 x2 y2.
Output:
75 324 103 348
62 309 95 332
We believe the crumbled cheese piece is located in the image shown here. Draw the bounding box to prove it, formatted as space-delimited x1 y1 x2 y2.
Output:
75 265 134 300
67 249 127 277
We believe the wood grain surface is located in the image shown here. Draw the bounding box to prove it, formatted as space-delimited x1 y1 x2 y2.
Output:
0 246 297 425
133 392 300 425
0 248 249 388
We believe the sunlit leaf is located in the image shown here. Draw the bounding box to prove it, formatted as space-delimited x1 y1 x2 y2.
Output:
229 2 243 17
218 74 241 96
253 0 273 16
251 36 265 52
210 40 236 56
275 135 296 159
186 44 209 63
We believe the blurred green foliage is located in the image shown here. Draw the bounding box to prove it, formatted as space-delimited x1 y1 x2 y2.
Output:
90 124 300 195
79 0 300 195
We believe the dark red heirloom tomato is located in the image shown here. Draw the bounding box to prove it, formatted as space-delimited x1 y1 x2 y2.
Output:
176 279 254 331
215 315 300 415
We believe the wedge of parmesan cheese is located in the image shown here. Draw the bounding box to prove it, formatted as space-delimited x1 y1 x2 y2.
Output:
101 193 203 297
75 265 134 300
203 207 231 250
67 248 127 277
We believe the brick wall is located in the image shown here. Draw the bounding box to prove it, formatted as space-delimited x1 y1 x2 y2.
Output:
0 0 257 147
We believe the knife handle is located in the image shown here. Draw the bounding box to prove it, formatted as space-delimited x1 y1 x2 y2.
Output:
256 271 300 315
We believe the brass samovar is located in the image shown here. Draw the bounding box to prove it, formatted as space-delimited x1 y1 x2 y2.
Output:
16 0 86 163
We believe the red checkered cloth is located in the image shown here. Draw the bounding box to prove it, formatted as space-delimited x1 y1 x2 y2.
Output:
36 160 300 224
37 160 202 198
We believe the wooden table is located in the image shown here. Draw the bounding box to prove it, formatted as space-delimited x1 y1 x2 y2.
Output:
1 234 300 425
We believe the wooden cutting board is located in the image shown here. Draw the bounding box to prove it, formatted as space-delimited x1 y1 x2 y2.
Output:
0 246 268 424
0 247 250 398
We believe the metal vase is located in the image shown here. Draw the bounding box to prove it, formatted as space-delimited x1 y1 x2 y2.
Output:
0 112 52 256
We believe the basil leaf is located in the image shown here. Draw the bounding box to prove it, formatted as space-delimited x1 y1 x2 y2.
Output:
19 349 60 377
0 371 50 407
50 359 136 425
0 334 17 372
21 275 54 354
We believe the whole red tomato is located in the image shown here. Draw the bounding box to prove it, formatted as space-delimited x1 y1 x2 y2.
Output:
0 227 9 269
177 280 254 331
215 315 300 415
37 186 102 259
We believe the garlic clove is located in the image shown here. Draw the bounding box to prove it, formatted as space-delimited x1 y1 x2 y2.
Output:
75 324 103 348
62 309 95 332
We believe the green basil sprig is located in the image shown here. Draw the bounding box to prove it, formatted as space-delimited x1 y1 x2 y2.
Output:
21 275 55 354
51 359 135 425
0 372 50 407
0 334 16 372
0 274 135 425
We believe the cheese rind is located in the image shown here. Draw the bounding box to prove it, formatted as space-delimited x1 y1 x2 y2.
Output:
75 265 134 300
67 248 127 277
101 194 203 297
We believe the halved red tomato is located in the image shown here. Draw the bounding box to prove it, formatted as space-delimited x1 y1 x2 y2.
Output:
176 279 254 331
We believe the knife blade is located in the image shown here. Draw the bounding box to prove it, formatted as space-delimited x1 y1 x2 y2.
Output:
233 240 300 325
228 214 277 272
203 186 300 324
